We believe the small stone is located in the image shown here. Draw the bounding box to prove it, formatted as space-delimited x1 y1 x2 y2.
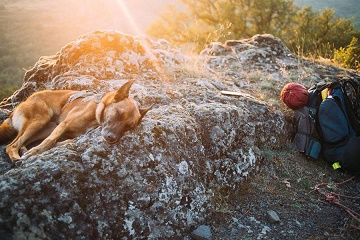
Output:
191 225 213 240
266 210 281 223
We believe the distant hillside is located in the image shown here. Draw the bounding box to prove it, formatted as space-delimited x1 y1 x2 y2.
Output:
294 0 360 29
0 0 174 100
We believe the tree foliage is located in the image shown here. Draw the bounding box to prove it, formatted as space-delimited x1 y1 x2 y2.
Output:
147 0 360 70
148 0 298 51
289 7 358 58
334 37 360 70
294 0 360 29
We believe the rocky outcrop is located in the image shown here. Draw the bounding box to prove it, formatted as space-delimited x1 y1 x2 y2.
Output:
200 34 297 71
0 31 286 239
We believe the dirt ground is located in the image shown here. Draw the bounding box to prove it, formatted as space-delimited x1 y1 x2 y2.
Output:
205 148 360 240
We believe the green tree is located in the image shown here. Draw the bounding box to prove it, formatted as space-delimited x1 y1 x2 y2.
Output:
147 0 298 51
247 0 296 37
289 7 358 58
334 37 360 70
294 0 360 29
147 0 360 71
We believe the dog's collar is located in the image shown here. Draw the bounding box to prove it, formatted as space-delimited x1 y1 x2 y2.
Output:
68 91 104 104
93 93 104 104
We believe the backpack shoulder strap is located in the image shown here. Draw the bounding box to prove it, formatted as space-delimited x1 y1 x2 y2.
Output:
341 78 360 135
314 82 334 92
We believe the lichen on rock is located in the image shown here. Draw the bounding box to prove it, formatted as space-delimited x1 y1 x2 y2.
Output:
0 31 286 239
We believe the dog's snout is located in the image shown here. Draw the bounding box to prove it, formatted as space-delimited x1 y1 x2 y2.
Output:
103 132 118 144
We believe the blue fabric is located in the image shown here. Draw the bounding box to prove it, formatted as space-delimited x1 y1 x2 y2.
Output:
319 88 356 163
343 137 360 173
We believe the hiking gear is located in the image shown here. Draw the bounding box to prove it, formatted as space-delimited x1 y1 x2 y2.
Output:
342 80 360 133
313 177 360 230
343 136 360 173
332 162 341 170
317 85 357 164
280 83 309 110
292 106 320 158
284 79 360 173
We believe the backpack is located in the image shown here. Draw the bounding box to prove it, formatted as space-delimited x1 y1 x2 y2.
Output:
292 78 360 172
292 106 321 159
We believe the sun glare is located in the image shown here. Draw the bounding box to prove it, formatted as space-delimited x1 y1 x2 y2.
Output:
114 0 143 35
111 0 168 81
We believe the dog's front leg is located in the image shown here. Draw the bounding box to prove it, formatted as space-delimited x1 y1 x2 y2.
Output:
23 122 68 158
55 139 73 146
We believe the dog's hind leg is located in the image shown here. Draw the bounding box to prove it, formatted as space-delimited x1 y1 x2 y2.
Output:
23 121 69 158
18 122 58 157
23 99 98 158
23 122 58 147
6 116 52 161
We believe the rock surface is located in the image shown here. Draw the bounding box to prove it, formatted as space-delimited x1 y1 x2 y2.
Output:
191 225 213 240
0 31 304 239
266 210 281 223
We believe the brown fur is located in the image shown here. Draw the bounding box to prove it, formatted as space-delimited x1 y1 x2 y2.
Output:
0 119 17 143
0 80 152 162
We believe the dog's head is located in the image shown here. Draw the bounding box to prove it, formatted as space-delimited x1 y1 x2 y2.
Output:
96 80 152 144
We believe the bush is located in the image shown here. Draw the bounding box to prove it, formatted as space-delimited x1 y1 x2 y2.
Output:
334 37 360 70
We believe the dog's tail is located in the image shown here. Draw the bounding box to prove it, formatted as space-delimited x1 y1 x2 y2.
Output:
0 119 16 144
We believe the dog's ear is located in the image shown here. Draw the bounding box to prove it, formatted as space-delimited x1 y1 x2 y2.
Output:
138 104 154 124
95 102 105 124
114 80 135 102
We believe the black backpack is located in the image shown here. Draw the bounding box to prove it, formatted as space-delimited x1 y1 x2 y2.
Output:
292 78 360 172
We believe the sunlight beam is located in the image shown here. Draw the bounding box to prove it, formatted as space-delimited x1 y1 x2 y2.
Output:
115 0 142 35
114 0 168 82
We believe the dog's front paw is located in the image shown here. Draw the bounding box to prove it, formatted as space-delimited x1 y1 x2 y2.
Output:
20 146 28 156
22 147 41 159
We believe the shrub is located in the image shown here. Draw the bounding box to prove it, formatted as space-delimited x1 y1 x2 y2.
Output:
334 37 360 70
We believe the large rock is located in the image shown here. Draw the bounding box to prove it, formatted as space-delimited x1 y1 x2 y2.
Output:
200 34 298 72
0 31 286 238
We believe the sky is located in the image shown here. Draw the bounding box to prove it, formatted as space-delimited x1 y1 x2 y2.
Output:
67 0 176 35
2 0 177 35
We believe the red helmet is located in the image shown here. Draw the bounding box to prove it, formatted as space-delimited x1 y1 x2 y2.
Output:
280 82 309 110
